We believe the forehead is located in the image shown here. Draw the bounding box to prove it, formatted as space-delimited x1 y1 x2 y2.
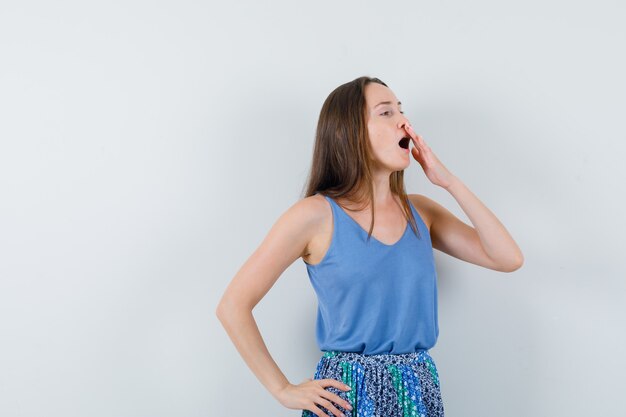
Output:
364 83 400 109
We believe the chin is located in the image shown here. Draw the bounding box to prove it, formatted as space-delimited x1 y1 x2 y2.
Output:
393 164 409 173
379 158 409 172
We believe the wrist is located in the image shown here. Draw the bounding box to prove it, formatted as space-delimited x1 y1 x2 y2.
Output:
270 380 292 402
444 175 462 192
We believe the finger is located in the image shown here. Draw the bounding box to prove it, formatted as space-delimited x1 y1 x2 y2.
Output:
320 378 351 392
325 391 353 412
405 123 417 138
306 404 324 417
415 135 425 151
406 126 421 149
316 385 353 413
316 381 353 413
416 134 430 151
405 125 417 142
411 135 421 150
411 145 421 158
413 136 430 158
404 123 413 136
410 138 421 157
315 396 346 417
315 386 352 412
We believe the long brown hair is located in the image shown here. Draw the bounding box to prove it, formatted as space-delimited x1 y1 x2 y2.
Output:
301 75 422 241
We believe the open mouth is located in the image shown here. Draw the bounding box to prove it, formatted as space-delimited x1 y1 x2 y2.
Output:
398 136 410 149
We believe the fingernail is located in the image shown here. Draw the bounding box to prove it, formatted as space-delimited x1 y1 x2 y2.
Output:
347 404 353 410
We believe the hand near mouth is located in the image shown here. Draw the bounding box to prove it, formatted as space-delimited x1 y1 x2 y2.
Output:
404 124 457 189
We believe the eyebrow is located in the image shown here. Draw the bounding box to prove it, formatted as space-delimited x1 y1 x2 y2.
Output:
374 100 402 108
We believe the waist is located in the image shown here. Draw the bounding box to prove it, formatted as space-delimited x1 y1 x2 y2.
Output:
320 349 432 365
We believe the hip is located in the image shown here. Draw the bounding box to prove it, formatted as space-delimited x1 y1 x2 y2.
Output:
302 349 444 417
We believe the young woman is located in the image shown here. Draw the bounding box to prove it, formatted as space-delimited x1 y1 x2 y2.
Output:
216 76 524 417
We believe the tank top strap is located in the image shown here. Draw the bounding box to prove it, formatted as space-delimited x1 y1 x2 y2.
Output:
322 194 343 218
316 193 342 219
313 193 360 245
319 194 361 237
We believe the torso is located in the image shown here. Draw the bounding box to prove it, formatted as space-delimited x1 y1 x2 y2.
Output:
302 194 432 265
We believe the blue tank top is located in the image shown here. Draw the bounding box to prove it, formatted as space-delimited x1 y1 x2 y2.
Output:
303 193 439 355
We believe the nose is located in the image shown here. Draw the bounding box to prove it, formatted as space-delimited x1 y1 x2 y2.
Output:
398 115 410 132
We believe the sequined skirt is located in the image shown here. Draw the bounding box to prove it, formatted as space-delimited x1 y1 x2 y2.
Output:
302 350 444 417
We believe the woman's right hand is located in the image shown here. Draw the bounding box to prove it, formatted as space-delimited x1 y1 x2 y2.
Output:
275 377 353 417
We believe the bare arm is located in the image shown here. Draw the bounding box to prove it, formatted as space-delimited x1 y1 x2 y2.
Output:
411 177 524 272
215 197 352 416
442 177 524 270
216 303 289 399
215 199 314 398
404 124 523 272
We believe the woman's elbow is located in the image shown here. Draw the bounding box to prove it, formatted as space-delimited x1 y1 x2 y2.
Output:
215 295 252 322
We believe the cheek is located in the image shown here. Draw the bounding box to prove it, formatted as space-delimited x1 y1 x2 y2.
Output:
370 131 393 151
367 126 384 145
368 134 385 153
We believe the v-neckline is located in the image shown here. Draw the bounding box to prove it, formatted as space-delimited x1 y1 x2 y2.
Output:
330 197 410 247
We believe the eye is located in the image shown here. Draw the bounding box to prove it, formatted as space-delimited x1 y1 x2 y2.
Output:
380 110 404 116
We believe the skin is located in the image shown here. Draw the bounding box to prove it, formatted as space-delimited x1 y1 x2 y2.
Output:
216 83 525 417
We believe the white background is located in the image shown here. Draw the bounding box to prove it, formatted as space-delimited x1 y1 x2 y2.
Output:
1 1 624 416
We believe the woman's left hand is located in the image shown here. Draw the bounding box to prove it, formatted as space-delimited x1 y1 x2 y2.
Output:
405 123 457 189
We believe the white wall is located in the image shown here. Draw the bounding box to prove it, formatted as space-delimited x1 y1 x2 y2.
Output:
1 1 624 416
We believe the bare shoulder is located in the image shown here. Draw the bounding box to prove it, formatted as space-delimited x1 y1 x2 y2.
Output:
298 193 333 263
271 193 331 259
293 193 330 228
407 193 435 232
215 195 329 312
280 193 328 237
